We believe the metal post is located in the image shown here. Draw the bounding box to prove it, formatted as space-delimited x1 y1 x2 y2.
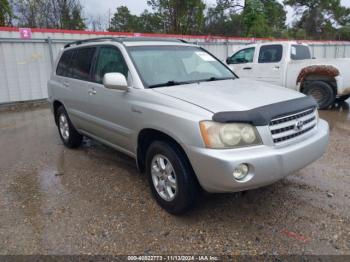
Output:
46 37 55 71
226 39 229 59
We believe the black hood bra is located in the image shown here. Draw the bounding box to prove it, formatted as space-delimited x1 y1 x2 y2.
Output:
212 96 317 126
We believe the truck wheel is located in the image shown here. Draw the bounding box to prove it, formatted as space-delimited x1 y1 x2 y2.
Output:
303 81 335 110
56 106 83 148
145 141 199 215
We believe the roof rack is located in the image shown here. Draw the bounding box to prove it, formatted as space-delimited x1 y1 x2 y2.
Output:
64 37 121 48
63 36 189 49
178 39 189 43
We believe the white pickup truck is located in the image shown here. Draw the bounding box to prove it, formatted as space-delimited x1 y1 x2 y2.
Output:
226 41 350 109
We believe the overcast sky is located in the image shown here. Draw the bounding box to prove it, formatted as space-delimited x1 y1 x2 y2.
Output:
82 0 350 28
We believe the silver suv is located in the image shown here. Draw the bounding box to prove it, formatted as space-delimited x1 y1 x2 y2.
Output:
48 37 329 214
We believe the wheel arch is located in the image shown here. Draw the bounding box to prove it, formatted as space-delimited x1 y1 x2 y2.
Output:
297 65 339 94
136 128 193 175
53 100 65 126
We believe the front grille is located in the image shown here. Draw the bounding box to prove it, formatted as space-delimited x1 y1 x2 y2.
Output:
269 108 317 144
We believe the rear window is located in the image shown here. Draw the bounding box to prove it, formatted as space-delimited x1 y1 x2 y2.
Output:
70 48 96 81
291 45 311 60
56 50 73 76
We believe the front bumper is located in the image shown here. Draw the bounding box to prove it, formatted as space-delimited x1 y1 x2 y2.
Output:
336 76 350 96
186 120 329 193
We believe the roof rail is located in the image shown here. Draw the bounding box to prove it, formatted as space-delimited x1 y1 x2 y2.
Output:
64 37 121 48
178 39 188 43
63 36 189 49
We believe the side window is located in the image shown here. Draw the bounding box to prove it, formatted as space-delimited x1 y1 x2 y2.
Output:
291 45 311 60
229 48 255 64
56 50 73 76
258 45 283 63
70 47 96 81
93 46 128 84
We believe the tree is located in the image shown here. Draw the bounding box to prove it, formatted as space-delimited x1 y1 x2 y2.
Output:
205 0 245 36
205 0 286 38
261 0 286 37
108 6 141 32
70 5 85 29
10 0 85 29
243 0 270 37
138 10 164 33
147 0 206 34
285 0 350 39
0 0 12 26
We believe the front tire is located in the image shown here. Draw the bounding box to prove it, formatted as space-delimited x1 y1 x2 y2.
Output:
145 141 199 215
303 81 335 110
56 106 83 148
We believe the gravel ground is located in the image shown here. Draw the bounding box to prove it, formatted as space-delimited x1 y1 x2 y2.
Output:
0 102 349 256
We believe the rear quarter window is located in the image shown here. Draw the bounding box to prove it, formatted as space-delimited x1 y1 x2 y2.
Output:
291 45 311 60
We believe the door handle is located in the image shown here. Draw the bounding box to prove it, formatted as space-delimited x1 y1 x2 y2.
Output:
62 81 69 87
88 88 97 95
243 67 252 70
274 66 280 69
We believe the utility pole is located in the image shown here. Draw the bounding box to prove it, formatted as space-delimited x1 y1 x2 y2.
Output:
108 8 111 29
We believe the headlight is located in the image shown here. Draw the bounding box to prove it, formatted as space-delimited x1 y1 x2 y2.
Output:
199 121 262 149
315 109 319 124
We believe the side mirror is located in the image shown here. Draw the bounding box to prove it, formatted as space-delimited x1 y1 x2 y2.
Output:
226 57 232 64
103 73 128 91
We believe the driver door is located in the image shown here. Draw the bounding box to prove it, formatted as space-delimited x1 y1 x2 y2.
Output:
227 47 256 79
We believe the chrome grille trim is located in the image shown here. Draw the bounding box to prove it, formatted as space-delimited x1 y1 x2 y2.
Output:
269 108 317 144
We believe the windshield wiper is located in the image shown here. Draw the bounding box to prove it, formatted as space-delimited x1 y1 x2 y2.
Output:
201 76 236 82
148 80 192 88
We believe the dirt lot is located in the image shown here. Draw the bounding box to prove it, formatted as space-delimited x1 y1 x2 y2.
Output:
0 102 349 255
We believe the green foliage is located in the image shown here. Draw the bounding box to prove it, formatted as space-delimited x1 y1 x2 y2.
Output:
5 0 350 40
243 0 270 37
10 0 86 29
138 10 164 33
261 0 286 36
0 0 12 26
70 5 85 30
108 6 141 32
147 0 206 34
285 0 350 40
205 0 286 38
205 0 245 36
338 25 350 40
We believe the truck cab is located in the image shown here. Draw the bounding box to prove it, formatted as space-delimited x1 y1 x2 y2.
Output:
227 42 350 109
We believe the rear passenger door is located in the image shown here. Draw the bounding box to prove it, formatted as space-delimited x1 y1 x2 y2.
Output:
83 46 134 153
254 44 285 86
64 47 97 130
55 47 96 130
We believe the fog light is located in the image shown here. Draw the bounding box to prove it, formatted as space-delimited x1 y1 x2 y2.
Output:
233 164 249 180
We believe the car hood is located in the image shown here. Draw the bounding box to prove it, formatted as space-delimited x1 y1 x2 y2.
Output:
153 79 304 113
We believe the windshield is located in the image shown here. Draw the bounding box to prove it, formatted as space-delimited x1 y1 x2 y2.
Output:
127 46 235 88
291 45 312 60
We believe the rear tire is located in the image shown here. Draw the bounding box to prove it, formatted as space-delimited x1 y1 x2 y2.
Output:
56 106 83 148
303 81 335 110
145 141 199 215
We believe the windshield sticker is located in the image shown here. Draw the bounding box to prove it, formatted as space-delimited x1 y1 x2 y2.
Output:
196 51 216 61
291 46 297 56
